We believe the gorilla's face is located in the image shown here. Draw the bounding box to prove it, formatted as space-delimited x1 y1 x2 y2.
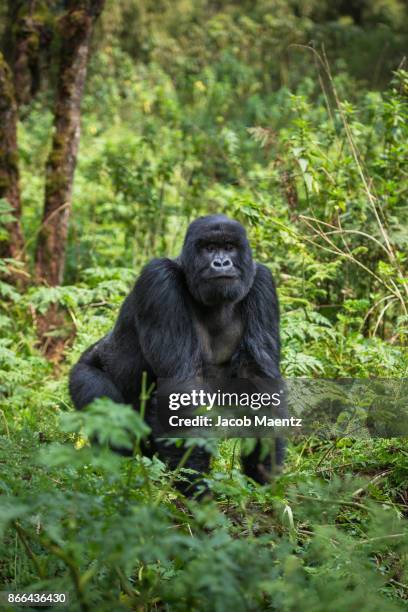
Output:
181 215 255 306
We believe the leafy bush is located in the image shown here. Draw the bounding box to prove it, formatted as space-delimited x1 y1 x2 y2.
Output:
1 401 408 611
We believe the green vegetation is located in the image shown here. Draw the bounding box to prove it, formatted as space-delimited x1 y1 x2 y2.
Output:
0 1 408 610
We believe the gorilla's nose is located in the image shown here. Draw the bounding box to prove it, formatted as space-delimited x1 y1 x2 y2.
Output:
211 257 233 271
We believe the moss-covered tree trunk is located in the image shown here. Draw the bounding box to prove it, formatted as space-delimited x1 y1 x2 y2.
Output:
35 0 104 286
0 52 25 260
4 0 45 106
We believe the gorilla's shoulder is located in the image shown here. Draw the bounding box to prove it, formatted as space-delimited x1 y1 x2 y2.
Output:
112 259 188 338
247 263 279 315
253 262 277 287
134 258 186 294
132 258 189 316
141 257 181 273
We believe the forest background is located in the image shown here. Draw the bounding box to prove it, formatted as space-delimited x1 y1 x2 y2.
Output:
0 1 407 610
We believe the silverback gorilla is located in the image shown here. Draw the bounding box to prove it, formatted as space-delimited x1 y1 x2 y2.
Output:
69 215 284 491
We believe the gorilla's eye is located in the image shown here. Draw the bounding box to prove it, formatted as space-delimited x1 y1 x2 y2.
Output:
225 243 234 252
205 244 216 253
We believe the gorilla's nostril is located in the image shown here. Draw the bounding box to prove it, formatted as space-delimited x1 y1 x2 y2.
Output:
211 257 232 271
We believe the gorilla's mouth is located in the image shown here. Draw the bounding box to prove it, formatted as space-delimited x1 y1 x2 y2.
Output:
207 274 238 280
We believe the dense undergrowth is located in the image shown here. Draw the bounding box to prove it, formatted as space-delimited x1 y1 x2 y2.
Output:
1 1 408 609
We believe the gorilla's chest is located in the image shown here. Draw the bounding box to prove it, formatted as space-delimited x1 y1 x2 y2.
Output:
195 308 243 369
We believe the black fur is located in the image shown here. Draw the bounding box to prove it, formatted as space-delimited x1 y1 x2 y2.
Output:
69 215 284 490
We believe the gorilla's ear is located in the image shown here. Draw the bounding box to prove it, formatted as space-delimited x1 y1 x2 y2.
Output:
241 264 281 378
134 258 200 379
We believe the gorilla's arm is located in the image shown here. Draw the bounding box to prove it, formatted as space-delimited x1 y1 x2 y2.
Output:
240 263 285 482
69 339 125 409
134 258 201 379
69 258 200 410
241 263 281 377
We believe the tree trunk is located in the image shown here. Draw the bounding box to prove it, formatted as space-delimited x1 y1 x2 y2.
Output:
7 0 42 105
0 52 25 260
3 1 56 107
35 0 104 286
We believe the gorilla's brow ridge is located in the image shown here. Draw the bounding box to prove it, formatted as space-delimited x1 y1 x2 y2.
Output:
195 233 240 247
